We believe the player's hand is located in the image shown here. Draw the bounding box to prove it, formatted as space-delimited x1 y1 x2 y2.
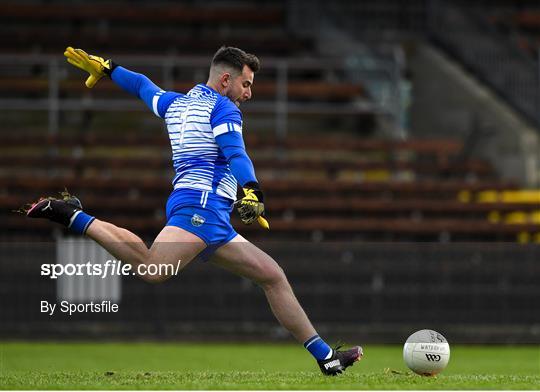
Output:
64 46 114 88
235 183 270 229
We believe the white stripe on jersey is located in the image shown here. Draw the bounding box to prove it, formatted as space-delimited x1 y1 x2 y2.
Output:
212 122 242 137
201 191 209 208
163 84 239 200
152 90 165 117
200 191 204 205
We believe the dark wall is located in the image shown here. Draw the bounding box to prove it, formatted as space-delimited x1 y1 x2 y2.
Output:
1 241 538 343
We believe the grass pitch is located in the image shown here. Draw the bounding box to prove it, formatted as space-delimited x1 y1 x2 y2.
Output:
1 342 539 389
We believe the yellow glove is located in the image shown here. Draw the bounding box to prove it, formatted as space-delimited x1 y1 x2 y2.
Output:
234 185 269 229
257 214 270 229
64 46 114 88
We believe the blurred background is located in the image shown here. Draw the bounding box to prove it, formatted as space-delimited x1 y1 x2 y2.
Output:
0 0 538 344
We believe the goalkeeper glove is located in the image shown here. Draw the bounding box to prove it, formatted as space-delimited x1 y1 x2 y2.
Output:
64 46 116 88
235 182 270 229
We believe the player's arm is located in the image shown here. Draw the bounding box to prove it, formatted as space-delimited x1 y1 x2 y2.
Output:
216 132 269 229
110 66 179 118
64 46 178 118
212 98 269 229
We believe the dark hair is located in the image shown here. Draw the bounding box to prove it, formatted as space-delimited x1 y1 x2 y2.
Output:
211 46 260 73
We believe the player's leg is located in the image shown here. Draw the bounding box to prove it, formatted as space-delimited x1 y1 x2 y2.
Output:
211 234 316 342
25 193 206 283
86 221 206 283
210 234 362 374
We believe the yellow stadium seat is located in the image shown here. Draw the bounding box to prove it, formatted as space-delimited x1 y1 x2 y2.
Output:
458 190 471 203
487 211 501 223
517 232 531 243
477 190 499 203
505 211 528 224
500 190 540 203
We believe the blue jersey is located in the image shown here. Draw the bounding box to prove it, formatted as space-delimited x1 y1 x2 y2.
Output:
154 84 242 200
111 67 257 202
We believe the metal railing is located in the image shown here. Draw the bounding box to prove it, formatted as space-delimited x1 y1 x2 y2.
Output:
0 54 397 137
288 0 428 39
287 0 408 138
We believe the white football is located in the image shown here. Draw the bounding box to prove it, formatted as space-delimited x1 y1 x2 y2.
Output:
403 329 450 376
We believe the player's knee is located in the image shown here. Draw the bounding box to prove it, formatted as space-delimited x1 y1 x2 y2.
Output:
257 264 287 289
139 259 170 284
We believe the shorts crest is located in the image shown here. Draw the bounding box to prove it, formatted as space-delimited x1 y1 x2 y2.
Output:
191 213 205 227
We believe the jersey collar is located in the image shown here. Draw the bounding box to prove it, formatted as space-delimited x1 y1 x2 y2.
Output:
199 84 220 96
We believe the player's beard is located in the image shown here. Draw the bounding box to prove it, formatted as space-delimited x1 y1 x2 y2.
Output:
225 92 241 107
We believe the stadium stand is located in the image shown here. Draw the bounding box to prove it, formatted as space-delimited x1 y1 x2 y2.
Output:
1 0 539 346
0 77 366 103
429 0 540 129
488 5 540 56
0 0 538 245
0 2 308 56
1 131 537 243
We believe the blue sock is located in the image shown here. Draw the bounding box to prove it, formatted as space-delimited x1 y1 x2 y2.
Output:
68 211 95 235
304 334 333 360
